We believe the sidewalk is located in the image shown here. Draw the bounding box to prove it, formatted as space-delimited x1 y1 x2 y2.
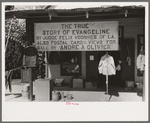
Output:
5 79 142 102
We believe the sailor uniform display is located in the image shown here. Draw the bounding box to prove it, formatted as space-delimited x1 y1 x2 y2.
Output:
137 47 145 76
137 50 145 71
98 54 116 76
98 52 116 94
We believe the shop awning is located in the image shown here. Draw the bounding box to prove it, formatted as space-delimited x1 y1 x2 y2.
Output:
5 6 145 19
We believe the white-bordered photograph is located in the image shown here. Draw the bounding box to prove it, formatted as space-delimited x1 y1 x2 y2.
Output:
2 2 149 121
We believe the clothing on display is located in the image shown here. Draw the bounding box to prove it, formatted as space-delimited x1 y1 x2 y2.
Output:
126 46 132 66
114 59 122 86
137 50 145 71
116 60 122 71
98 54 116 75
116 64 121 71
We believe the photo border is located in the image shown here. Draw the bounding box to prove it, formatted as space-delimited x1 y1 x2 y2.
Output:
1 1 149 122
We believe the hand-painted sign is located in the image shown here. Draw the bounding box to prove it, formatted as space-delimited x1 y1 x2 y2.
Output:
34 21 119 51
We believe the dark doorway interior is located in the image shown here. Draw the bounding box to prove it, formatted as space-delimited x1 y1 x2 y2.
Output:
86 51 98 86
121 38 135 86
86 50 122 89
86 38 135 88
86 51 121 89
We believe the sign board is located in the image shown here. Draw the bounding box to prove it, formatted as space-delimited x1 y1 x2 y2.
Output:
34 21 119 51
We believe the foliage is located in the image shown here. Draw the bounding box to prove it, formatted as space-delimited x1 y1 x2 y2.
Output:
5 5 14 10
5 18 28 71
5 5 47 79
13 5 46 11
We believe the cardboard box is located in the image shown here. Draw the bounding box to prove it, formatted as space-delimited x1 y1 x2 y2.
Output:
35 78 53 101
125 81 134 88
85 82 97 89
73 78 83 88
55 79 64 87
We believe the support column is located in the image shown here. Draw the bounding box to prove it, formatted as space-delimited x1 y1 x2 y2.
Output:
142 71 145 101
29 68 33 101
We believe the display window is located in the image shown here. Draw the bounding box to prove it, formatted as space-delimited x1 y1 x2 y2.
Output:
60 51 81 76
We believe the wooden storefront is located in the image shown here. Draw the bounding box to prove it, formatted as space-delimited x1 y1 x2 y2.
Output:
5 6 145 88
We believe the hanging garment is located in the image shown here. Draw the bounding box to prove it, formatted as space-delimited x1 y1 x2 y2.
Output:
126 56 132 66
137 48 145 71
126 46 132 66
137 54 145 71
98 54 116 75
116 64 121 71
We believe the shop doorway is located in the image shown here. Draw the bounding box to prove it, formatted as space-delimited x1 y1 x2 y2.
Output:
86 51 122 88
86 38 135 88
121 38 135 86
86 51 99 86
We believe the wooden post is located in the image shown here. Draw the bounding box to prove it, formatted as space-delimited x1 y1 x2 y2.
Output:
29 68 33 101
106 75 108 94
45 51 48 78
106 52 109 94
142 71 145 101
47 51 51 78
142 14 145 102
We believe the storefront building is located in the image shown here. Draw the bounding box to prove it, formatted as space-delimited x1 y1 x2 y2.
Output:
6 6 145 88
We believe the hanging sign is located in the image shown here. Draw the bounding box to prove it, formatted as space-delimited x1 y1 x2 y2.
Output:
34 21 119 51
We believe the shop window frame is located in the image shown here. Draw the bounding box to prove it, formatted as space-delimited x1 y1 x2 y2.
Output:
60 51 81 76
119 26 124 39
